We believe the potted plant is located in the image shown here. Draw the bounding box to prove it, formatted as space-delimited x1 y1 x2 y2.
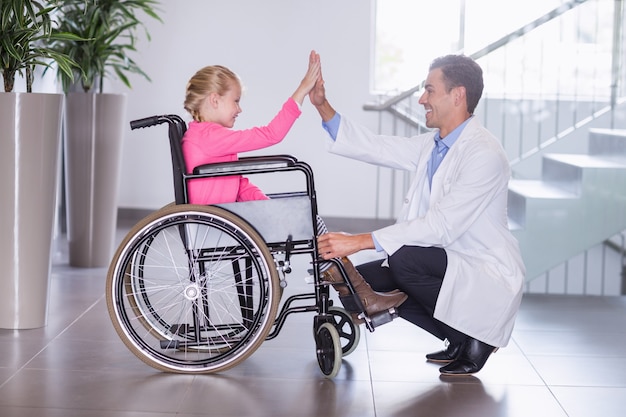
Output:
50 0 162 267
0 0 82 329
1 0 80 92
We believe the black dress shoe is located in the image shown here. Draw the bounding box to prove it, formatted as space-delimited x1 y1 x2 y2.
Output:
439 337 497 375
425 340 463 363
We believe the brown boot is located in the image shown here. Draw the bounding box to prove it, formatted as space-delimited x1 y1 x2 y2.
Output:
321 257 408 319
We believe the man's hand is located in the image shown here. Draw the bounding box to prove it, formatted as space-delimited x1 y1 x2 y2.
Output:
308 54 337 122
309 73 326 107
317 232 375 259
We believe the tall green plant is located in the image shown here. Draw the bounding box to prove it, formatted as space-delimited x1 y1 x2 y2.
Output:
0 0 81 92
52 0 162 93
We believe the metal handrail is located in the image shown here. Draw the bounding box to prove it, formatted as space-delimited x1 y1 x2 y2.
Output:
509 96 626 165
468 0 588 61
364 0 589 114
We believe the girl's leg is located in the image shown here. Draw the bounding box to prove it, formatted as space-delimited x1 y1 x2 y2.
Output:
315 217 407 317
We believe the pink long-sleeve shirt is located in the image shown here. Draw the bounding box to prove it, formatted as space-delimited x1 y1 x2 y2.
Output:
182 98 301 204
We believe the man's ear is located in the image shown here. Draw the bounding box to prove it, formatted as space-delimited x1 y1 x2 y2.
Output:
454 86 467 108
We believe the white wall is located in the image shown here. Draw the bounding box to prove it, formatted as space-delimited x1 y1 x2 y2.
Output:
107 0 384 219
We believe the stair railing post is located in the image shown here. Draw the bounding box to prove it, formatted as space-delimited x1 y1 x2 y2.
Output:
621 233 626 295
610 0 625 128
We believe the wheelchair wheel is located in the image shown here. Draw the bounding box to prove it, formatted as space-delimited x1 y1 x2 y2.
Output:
106 204 280 374
328 306 360 357
315 322 342 378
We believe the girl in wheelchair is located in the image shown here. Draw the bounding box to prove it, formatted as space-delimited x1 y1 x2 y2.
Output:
181 51 407 322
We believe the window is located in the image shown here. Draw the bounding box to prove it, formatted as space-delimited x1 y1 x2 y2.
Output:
373 0 614 99
373 0 462 93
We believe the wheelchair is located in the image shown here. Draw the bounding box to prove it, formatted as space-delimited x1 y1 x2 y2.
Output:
105 114 401 378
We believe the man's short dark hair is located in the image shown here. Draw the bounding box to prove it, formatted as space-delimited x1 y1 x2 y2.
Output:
430 55 484 114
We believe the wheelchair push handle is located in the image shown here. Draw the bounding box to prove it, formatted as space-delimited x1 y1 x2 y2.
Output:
130 116 163 130
131 114 186 131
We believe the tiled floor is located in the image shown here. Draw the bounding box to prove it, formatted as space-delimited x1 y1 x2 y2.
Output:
1 232 626 416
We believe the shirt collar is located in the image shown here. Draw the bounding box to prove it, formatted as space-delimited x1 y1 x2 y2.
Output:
434 116 473 148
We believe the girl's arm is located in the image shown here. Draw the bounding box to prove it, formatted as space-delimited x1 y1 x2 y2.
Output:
185 51 321 160
193 98 303 157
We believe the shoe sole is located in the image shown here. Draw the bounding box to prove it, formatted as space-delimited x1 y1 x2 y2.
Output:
426 358 454 364
439 371 477 376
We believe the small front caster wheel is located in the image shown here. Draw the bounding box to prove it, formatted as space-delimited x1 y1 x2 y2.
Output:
328 306 361 356
315 322 341 378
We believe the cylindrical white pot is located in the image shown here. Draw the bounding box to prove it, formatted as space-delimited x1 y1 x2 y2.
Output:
0 92 64 329
64 93 126 267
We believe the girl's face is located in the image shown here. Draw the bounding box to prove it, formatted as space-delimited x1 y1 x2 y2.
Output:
199 81 242 127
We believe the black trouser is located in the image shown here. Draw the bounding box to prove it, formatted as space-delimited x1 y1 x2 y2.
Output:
356 246 467 345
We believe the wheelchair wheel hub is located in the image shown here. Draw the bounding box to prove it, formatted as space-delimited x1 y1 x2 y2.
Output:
183 283 201 300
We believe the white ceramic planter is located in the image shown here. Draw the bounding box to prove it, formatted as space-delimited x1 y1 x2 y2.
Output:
64 93 126 267
0 92 64 329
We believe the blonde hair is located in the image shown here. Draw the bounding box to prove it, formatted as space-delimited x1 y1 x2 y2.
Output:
184 65 241 122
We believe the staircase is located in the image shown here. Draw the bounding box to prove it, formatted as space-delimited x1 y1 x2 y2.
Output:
508 129 626 280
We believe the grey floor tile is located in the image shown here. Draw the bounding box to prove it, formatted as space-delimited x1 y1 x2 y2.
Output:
363 320 444 352
24 337 152 373
372 380 568 417
551 386 626 417
512 329 626 357
527 355 626 387
180 376 376 417
0 407 176 417
0 368 193 413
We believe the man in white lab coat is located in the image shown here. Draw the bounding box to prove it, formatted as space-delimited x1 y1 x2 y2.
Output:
310 53 525 375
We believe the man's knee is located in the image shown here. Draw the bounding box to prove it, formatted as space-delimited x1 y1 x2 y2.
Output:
388 245 421 272
388 246 447 277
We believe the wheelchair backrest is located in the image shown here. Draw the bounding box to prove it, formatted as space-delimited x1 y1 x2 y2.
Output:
166 116 189 205
129 114 190 205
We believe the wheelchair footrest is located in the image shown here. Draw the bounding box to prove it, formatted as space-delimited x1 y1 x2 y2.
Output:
368 307 400 329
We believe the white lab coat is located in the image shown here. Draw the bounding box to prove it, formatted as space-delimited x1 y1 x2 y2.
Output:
329 116 525 347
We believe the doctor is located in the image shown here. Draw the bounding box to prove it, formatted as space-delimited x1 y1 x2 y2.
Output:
310 53 525 375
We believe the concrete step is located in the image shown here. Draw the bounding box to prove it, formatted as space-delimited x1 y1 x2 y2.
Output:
508 179 578 227
589 128 626 157
542 153 626 194
508 129 626 280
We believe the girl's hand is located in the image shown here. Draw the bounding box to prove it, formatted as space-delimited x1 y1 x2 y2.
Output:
307 52 337 122
291 50 321 105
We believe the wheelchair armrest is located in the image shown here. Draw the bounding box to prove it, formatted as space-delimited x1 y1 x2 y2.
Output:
192 155 298 176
